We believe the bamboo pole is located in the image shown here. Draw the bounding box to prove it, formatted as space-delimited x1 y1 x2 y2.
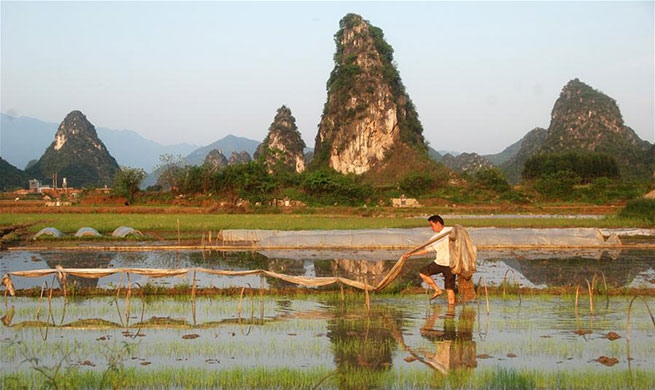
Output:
10 243 655 252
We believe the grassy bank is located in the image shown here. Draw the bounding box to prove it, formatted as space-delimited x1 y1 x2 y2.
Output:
0 213 652 234
2 366 653 390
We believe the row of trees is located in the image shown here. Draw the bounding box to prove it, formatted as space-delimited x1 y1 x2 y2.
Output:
112 151 649 205
522 151 619 182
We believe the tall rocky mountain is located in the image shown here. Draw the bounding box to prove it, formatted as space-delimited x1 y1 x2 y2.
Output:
203 149 229 170
1 113 197 171
541 79 651 175
498 79 653 182
440 152 493 173
228 151 252 165
26 111 120 188
312 13 428 175
0 157 28 191
254 105 306 173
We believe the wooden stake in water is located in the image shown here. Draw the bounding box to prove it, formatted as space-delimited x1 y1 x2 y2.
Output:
364 277 370 313
260 275 264 298
191 271 197 326
585 278 594 314
125 273 132 327
177 219 181 247
575 285 580 317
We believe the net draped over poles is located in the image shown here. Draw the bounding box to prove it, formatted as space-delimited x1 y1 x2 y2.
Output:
2 226 478 297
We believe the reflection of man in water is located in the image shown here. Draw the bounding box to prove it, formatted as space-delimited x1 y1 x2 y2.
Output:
420 305 477 371
401 215 455 305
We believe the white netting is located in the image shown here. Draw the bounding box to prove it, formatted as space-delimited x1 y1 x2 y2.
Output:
219 227 620 248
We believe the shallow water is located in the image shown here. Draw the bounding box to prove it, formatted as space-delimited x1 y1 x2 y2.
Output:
1 294 653 385
1 248 654 290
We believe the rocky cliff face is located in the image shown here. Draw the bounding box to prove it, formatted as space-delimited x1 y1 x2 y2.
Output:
500 79 652 181
313 13 427 175
254 106 306 173
440 152 493 173
26 110 119 188
203 149 229 170
541 79 651 178
228 151 252 165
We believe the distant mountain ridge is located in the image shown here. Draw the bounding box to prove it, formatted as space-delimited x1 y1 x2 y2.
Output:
1 113 198 171
184 135 261 166
441 152 493 173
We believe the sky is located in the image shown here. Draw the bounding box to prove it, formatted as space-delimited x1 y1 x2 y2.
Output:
1 1 653 155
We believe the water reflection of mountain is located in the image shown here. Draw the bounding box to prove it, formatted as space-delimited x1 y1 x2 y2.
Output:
497 250 654 288
326 304 404 390
42 252 115 288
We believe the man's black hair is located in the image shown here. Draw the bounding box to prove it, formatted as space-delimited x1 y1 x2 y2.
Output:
427 215 444 225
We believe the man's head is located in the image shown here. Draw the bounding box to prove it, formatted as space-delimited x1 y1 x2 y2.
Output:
427 215 444 232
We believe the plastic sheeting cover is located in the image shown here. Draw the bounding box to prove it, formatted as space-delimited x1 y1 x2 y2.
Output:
74 227 102 237
112 226 143 238
221 227 621 248
32 227 63 239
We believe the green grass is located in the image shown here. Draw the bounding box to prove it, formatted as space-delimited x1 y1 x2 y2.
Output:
0 213 651 235
2 366 654 389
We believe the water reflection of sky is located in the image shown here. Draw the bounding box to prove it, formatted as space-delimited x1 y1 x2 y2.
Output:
1 249 654 291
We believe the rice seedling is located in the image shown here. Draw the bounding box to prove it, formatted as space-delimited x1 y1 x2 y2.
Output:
2 366 655 390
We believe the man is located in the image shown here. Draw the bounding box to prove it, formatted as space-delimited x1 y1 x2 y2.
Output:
401 215 455 305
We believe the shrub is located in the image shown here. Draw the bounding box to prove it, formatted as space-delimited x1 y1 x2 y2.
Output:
474 168 511 193
532 170 580 200
619 199 655 222
398 171 434 197
301 169 372 206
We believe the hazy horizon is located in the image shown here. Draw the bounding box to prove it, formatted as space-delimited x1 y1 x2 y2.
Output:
2 2 653 155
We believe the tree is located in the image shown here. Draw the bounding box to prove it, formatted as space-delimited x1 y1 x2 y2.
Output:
155 154 186 191
113 167 146 202
474 168 511 193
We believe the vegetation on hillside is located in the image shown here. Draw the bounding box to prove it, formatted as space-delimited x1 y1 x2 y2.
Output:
522 151 619 183
0 158 29 191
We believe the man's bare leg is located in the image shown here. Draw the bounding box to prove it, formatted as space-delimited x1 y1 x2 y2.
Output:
446 289 455 305
419 273 442 299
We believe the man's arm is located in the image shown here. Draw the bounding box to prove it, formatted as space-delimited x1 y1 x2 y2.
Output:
401 248 431 260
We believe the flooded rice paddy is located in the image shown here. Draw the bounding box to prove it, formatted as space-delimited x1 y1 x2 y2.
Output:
1 249 654 389
1 248 655 290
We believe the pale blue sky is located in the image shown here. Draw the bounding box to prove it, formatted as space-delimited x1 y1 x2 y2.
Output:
1 1 653 154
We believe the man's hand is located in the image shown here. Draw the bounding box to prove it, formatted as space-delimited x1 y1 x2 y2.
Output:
401 253 411 260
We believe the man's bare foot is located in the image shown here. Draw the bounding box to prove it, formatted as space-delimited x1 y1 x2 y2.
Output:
430 289 443 300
